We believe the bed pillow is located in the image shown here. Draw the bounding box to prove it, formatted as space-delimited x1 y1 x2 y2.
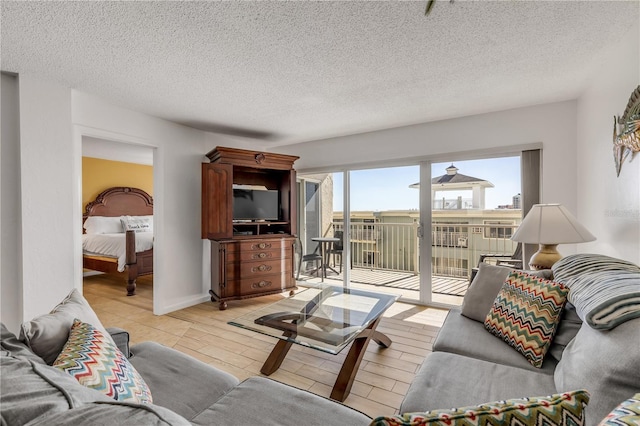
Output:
20 289 114 365
121 215 153 233
83 216 124 234
370 389 590 426
53 319 153 404
484 270 568 368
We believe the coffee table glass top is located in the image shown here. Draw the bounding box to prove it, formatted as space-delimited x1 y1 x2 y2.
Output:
228 285 399 355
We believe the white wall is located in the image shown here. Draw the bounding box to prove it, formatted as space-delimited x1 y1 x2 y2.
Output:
576 22 640 264
1 73 23 333
83 136 154 166
17 75 75 323
0 76 257 330
72 91 232 315
276 100 579 219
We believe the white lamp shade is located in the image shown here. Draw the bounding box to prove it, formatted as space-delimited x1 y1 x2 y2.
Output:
511 204 596 244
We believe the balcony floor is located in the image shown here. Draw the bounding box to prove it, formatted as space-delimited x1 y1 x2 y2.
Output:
297 266 468 305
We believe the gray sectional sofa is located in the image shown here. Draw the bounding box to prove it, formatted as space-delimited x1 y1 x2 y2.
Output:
1 253 638 425
402 254 640 426
1 324 371 425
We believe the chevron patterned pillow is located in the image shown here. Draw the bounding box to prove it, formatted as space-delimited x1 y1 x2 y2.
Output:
598 393 640 426
484 270 568 368
370 390 590 426
53 319 152 404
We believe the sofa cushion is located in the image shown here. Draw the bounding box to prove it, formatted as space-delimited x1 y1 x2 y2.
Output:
53 319 153 404
461 265 554 323
484 270 568 368
433 307 557 374
190 376 371 426
128 341 239 421
548 302 583 361
373 389 590 426
555 319 640 426
0 350 113 425
106 326 131 357
20 289 113 365
552 254 640 330
24 401 190 426
461 263 514 322
598 393 640 426
1 323 46 364
400 352 558 414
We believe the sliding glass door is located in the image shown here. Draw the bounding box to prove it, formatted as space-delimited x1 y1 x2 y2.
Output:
428 157 522 306
297 150 534 307
346 166 421 302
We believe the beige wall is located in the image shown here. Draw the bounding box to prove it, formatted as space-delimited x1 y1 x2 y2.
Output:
82 157 153 211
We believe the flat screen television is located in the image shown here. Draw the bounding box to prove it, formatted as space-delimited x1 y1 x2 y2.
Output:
233 189 279 221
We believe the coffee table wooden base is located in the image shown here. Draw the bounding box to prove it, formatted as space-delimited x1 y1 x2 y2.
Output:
260 317 390 402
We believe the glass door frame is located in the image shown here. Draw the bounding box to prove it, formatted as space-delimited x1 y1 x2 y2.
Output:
297 178 322 254
418 161 433 305
296 145 537 308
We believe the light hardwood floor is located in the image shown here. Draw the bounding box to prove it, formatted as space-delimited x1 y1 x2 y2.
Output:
83 274 448 417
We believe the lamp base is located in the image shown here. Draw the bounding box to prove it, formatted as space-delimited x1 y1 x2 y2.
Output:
528 244 562 270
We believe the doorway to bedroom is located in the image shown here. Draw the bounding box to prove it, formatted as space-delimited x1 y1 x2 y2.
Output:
81 136 155 313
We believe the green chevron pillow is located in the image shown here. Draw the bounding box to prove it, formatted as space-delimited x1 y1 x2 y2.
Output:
370 390 590 426
598 393 640 426
484 270 568 368
53 319 152 404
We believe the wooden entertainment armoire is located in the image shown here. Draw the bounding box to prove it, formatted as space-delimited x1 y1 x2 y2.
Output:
202 146 299 310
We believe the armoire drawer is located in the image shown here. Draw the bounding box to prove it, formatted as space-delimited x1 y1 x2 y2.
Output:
226 246 292 262
225 258 293 281
232 273 294 297
239 239 288 252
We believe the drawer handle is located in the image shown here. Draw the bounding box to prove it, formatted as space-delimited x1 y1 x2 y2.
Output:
252 280 272 289
252 264 272 273
253 242 272 250
253 252 271 259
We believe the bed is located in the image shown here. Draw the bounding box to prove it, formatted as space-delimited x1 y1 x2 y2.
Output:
82 187 154 296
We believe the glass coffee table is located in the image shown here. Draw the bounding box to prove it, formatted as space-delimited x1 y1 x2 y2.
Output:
228 285 399 401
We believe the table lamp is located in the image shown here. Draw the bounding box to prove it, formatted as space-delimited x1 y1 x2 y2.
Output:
511 203 596 270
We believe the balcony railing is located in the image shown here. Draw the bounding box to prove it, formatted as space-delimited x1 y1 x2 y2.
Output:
330 222 519 279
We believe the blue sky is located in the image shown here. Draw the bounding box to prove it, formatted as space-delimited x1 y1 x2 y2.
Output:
333 156 521 211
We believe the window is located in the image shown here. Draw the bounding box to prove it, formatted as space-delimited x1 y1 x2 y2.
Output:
432 222 469 247
483 220 515 239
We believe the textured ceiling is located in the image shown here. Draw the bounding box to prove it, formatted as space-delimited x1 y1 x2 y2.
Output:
2 1 639 145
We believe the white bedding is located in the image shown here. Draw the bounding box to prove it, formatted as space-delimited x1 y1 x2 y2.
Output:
82 233 154 272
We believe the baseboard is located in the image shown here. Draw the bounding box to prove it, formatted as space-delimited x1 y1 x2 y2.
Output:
155 294 211 316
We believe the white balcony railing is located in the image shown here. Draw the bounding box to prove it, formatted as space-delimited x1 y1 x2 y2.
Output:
331 222 519 279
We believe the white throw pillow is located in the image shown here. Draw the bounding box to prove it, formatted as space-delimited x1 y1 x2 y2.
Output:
83 216 124 234
120 215 153 233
